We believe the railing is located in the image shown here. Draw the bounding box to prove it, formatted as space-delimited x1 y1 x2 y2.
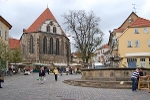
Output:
138 75 150 92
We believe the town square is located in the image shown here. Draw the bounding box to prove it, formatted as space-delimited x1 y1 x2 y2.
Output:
0 0 150 100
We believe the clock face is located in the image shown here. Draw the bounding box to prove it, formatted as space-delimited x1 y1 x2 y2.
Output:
144 27 148 33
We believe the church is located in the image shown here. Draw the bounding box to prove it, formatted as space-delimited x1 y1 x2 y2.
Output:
20 8 71 66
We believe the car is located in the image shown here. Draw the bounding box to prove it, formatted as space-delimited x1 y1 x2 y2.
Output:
24 70 30 75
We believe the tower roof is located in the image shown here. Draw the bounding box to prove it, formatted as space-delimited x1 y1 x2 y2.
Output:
25 8 57 33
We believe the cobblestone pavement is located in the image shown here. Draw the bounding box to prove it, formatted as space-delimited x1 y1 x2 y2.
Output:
0 73 150 100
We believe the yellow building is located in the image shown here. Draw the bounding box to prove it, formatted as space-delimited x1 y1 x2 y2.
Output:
108 12 138 67
0 16 12 44
118 17 150 68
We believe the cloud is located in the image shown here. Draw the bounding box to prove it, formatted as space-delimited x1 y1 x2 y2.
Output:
0 0 149 52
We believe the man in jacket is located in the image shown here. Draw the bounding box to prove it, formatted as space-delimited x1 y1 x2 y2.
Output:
39 67 45 84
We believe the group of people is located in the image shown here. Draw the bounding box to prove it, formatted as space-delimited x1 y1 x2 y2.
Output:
38 67 59 84
131 68 143 91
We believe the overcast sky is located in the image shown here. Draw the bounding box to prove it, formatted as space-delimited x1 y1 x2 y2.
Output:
0 0 150 52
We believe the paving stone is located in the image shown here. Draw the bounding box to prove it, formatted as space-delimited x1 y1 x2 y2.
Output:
0 73 150 100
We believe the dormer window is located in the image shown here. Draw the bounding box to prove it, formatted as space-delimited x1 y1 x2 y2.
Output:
53 27 56 33
47 25 50 33
134 28 139 34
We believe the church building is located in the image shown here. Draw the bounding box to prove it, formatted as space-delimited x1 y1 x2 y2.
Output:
20 8 71 66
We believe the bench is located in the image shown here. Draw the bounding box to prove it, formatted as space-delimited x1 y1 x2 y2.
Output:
138 75 150 93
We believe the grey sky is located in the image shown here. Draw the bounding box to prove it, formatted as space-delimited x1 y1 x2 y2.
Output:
0 0 149 52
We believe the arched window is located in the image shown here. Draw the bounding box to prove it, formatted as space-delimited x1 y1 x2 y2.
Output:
49 37 53 54
56 38 59 55
47 25 50 33
29 35 34 53
53 27 56 33
43 36 47 54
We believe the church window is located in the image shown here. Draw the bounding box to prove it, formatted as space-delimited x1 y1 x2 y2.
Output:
43 36 47 54
56 38 59 55
29 35 34 53
53 27 56 33
49 37 53 54
47 25 50 33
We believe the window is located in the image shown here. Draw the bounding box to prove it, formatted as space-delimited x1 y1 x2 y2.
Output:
56 38 59 55
53 27 56 33
49 37 53 54
127 41 132 47
144 27 148 33
140 58 146 67
29 35 34 54
5 31 7 40
43 37 47 54
0 27 2 36
127 58 137 68
148 40 150 47
134 28 139 34
47 25 50 33
135 40 139 47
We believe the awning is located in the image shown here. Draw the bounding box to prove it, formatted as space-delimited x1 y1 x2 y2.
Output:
53 63 67 66
32 63 49 66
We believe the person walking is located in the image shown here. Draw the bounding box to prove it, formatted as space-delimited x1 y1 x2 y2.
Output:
59 67 63 76
131 68 139 91
53 67 59 81
39 67 45 84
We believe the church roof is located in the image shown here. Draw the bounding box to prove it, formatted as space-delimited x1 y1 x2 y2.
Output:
129 17 150 27
25 8 57 33
9 38 20 49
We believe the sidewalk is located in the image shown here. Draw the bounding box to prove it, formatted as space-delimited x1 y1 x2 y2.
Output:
3 73 25 82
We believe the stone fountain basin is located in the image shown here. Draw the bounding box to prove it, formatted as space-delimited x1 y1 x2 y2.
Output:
63 67 150 89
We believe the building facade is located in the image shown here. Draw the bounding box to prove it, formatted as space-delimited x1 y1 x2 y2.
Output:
108 12 139 67
118 17 150 68
20 8 71 65
92 44 109 65
0 16 12 44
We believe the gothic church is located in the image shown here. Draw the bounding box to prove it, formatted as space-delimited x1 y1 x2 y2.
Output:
20 8 71 65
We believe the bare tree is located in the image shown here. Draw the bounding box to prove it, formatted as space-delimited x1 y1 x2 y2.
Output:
62 10 103 63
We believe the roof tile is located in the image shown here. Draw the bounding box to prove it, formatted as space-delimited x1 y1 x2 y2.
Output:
25 8 57 33
9 38 20 49
130 17 150 27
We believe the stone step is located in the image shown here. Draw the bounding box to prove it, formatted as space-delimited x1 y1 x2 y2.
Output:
63 79 132 89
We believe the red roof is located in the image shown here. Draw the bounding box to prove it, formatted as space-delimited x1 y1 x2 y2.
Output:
98 44 110 50
129 17 150 27
9 38 20 49
24 8 57 33
114 28 125 33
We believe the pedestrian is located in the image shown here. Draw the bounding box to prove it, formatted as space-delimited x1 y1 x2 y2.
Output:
0 71 4 88
53 67 59 81
137 68 144 88
131 68 139 91
47 68 50 75
66 67 69 75
59 67 63 76
39 67 45 84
